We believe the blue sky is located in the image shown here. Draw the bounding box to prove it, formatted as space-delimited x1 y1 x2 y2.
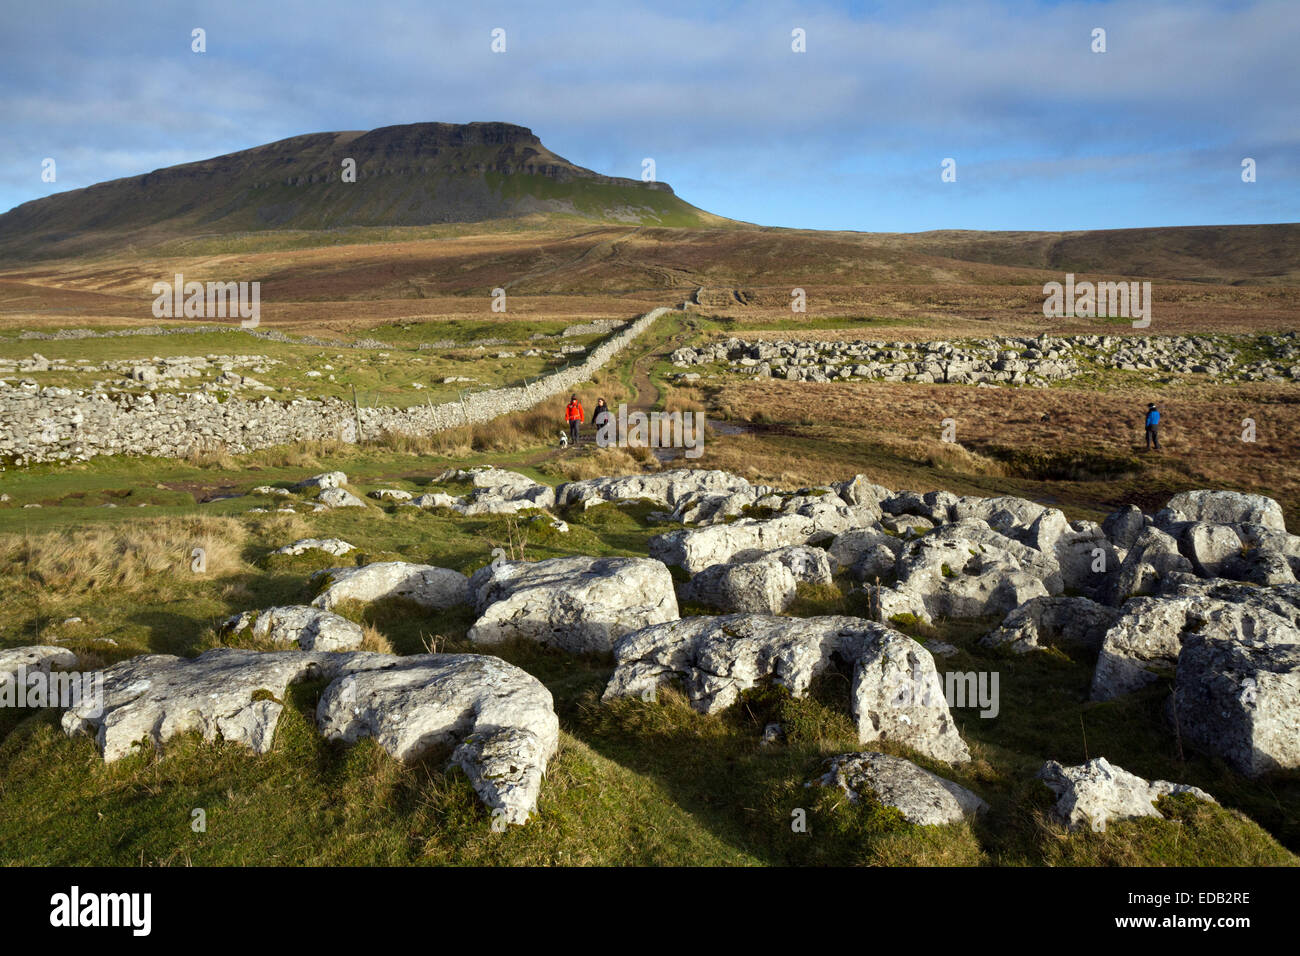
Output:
1 0 1296 231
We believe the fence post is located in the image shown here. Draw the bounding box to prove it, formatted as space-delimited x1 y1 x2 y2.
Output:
351 384 363 444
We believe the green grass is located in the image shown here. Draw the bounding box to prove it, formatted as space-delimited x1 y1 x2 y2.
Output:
1 326 1297 865
1 468 1296 866
0 322 601 409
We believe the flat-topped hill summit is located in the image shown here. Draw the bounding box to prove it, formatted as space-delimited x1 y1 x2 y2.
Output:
0 121 724 257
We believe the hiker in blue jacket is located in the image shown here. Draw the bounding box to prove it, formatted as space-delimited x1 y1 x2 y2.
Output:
1144 403 1161 451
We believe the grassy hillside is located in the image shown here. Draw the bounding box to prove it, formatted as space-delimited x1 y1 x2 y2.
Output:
891 224 1300 285
0 123 724 260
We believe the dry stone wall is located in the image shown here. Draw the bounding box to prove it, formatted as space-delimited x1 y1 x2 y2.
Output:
0 307 670 465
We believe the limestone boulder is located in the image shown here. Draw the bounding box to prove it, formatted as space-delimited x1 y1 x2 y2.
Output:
605 614 970 763
1102 504 1147 553
409 492 460 510
762 545 835 585
951 495 1050 542
892 530 1049 620
316 653 558 824
296 471 347 491
61 648 558 825
61 648 341 762
1173 634 1300 777
1237 524 1300 576
1163 489 1286 533
1037 757 1216 832
311 561 469 611
833 475 893 510
318 487 367 509
829 528 903 576
1228 549 1298 586
1104 526 1193 605
222 605 365 651
650 513 828 575
1182 522 1243 577
468 556 679 653
1091 589 1300 700
670 488 765 525
0 645 78 681
981 596 1121 654
459 471 556 514
812 752 988 825
273 537 355 557
881 489 957 525
556 469 754 511
683 559 797 614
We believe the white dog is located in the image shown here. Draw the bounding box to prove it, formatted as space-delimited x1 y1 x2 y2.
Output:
558 431 569 448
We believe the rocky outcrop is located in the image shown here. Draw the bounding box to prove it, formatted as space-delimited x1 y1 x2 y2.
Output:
61 648 557 824
316 653 558 824
981 596 1120 654
221 605 365 651
1037 757 1216 832
812 752 988 825
273 538 356 557
0 645 78 680
1173 635 1300 777
311 562 470 611
468 556 679 653
604 614 970 763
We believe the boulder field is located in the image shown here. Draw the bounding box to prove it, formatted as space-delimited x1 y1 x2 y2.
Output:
11 466 1298 830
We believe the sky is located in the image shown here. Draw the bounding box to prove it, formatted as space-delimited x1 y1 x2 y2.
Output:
1 0 1296 232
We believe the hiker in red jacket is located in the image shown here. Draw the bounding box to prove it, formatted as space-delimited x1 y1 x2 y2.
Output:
565 394 585 446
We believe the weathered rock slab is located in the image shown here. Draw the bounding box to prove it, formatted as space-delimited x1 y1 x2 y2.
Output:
1038 757 1216 832
812 752 988 825
222 605 365 651
316 653 558 823
311 561 469 611
468 556 679 653
605 614 970 763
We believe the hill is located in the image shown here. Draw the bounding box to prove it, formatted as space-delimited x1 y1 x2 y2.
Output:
0 122 726 259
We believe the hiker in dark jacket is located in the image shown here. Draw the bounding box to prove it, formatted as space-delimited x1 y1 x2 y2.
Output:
591 398 612 444
1144 403 1161 450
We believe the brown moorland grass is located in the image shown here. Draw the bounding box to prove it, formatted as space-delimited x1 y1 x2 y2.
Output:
3 222 1296 337
0 515 250 594
696 378 1300 522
